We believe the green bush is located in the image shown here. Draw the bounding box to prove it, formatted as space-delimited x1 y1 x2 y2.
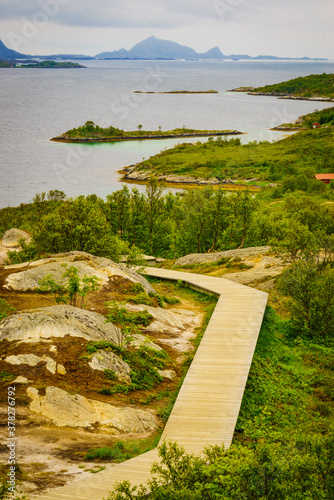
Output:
0 299 15 321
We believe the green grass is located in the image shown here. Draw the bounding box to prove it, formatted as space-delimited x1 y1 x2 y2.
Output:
234 307 334 445
253 73 334 99
85 435 161 462
133 128 334 183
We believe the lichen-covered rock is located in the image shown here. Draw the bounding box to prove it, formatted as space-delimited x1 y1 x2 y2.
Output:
124 304 185 333
2 228 31 248
89 351 131 383
0 305 123 344
175 246 271 267
129 334 163 352
5 354 57 374
26 386 159 434
4 251 155 295
158 369 176 381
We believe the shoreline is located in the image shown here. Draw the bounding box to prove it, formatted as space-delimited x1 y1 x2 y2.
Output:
51 130 243 143
229 88 334 102
118 165 262 191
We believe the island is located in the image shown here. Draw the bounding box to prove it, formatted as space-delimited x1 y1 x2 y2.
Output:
51 121 242 142
17 60 86 68
0 59 15 67
133 90 218 94
230 73 334 101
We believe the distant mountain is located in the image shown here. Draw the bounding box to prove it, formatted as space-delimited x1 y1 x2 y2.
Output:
0 39 30 59
0 36 327 63
36 54 94 60
95 36 224 60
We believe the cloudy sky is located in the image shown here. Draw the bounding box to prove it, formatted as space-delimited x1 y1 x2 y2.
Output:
0 0 333 58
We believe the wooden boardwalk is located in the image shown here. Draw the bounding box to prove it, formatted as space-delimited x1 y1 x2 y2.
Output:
34 268 268 499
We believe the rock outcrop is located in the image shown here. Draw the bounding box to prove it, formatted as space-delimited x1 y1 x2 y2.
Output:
175 246 271 267
4 251 155 295
0 305 123 344
88 351 131 383
26 386 159 434
174 246 285 290
2 228 31 248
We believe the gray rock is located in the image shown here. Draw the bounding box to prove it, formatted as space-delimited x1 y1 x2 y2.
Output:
89 351 131 383
124 304 185 333
0 305 123 344
2 228 31 248
175 246 271 267
26 386 159 434
4 251 156 295
129 334 163 352
158 369 176 381
5 354 57 374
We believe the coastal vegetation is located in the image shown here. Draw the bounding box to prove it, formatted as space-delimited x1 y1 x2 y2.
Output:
250 72 334 100
52 121 240 142
273 106 334 130
17 60 85 68
125 127 334 185
0 59 15 68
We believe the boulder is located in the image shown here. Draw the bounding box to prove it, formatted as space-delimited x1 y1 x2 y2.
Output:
158 369 176 381
129 334 163 352
175 246 270 267
0 305 123 344
88 351 131 383
124 304 185 333
26 386 159 434
2 228 31 248
4 251 155 295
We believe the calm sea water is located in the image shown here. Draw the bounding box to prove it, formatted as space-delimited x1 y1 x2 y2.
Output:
1 59 334 208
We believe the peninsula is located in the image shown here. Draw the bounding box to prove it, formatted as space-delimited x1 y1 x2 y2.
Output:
120 112 334 187
230 73 334 101
51 121 242 143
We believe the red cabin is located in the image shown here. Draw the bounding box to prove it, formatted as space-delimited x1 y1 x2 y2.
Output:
315 173 334 184
312 122 320 128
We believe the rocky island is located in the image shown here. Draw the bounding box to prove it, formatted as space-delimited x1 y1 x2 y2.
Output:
52 121 242 143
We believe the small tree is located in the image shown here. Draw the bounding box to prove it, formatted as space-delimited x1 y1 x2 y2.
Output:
137 124 143 133
38 264 100 309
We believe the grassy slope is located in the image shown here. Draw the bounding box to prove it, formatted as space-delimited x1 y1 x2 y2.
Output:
134 128 334 183
253 73 334 99
235 307 334 446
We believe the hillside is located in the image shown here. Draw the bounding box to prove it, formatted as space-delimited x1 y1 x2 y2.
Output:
249 73 334 100
0 39 30 59
122 127 334 187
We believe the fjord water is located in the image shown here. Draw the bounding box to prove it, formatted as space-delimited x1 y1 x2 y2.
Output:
1 59 334 208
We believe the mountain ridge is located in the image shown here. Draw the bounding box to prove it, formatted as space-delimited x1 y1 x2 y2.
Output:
0 36 327 62
95 36 224 60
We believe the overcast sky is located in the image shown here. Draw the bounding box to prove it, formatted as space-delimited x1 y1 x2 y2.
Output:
0 0 333 58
